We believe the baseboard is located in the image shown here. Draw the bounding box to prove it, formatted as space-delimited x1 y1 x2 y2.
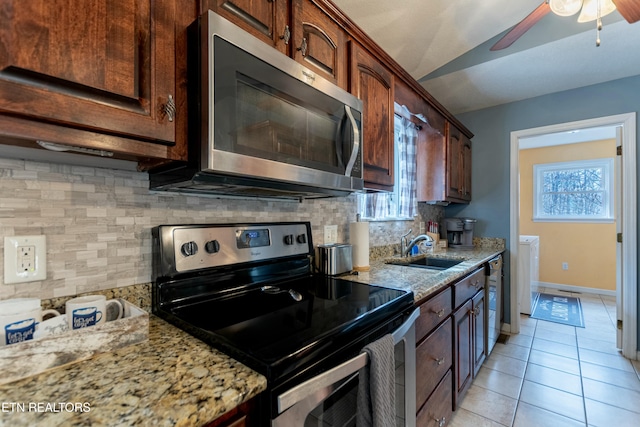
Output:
534 281 616 298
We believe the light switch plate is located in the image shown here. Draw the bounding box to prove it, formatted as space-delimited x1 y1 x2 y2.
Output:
4 235 47 284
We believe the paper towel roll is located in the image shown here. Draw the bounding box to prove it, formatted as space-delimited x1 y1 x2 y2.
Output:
349 221 370 271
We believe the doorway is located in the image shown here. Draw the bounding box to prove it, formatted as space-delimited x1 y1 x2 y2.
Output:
509 113 637 360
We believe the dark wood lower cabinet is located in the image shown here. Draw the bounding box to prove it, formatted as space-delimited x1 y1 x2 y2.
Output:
417 370 453 427
453 298 473 408
472 290 487 377
416 317 452 407
204 397 257 427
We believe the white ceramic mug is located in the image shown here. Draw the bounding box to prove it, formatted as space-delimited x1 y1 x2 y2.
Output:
0 298 61 346
66 295 124 330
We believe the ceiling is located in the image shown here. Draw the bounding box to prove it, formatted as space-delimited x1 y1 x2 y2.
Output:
331 0 640 115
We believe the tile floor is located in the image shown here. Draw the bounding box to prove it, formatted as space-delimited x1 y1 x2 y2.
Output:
450 289 640 427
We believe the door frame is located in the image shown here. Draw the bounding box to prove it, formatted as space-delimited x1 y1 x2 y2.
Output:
509 113 637 360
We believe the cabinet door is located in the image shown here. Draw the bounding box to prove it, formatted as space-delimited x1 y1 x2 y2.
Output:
453 299 473 409
292 0 347 90
446 122 463 200
472 290 486 377
461 135 472 200
206 0 289 54
350 42 394 191
0 0 177 146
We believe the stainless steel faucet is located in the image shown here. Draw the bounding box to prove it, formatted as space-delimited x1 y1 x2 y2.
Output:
400 229 412 257
402 233 434 257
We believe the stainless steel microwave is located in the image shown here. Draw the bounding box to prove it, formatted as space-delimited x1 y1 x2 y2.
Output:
150 11 364 201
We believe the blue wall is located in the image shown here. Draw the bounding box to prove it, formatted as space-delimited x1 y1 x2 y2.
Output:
446 74 640 349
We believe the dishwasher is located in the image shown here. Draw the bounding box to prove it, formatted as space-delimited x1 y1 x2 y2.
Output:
486 255 503 355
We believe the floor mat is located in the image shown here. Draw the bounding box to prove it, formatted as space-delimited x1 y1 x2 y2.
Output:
530 293 585 328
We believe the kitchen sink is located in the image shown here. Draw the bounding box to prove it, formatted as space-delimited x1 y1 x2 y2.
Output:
407 257 463 270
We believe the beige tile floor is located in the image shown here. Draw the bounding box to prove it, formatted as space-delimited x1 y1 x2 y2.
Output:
450 289 640 427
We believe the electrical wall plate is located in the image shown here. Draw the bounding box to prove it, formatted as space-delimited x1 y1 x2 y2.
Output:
4 235 47 284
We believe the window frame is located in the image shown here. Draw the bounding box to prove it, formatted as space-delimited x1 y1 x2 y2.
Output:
532 157 614 223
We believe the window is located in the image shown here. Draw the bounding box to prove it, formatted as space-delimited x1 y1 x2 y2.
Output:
533 158 614 222
356 109 418 221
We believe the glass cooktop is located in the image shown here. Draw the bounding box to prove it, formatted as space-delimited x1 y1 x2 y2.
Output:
166 275 413 380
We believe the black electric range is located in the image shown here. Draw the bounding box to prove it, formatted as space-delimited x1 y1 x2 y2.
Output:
152 222 415 423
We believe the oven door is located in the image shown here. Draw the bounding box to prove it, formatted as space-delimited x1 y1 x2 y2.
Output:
272 308 419 427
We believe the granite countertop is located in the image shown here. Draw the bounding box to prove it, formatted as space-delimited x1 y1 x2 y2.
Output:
342 245 505 303
0 315 267 427
0 243 503 426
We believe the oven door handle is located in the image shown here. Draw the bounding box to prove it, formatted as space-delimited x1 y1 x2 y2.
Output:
276 308 420 414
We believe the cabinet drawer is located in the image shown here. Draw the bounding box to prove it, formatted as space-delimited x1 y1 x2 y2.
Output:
416 317 452 408
416 287 452 341
453 268 484 309
417 369 453 427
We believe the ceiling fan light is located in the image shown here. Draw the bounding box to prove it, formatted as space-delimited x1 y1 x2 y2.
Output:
549 0 583 16
578 0 617 22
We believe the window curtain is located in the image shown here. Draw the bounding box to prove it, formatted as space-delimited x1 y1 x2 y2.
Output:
396 112 418 218
356 106 418 220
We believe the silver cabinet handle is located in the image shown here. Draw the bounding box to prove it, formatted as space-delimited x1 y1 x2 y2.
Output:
297 37 308 56
435 308 446 318
280 25 290 44
435 416 446 427
434 357 445 365
162 94 176 122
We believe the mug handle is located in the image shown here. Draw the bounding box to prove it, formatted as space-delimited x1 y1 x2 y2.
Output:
106 300 124 321
95 310 103 324
42 309 61 320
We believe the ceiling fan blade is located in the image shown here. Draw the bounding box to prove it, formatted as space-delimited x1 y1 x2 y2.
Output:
490 2 551 51
612 0 640 23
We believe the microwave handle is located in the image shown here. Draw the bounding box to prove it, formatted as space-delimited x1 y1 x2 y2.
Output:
344 105 360 177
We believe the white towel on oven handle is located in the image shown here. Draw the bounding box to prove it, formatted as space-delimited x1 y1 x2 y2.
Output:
356 333 395 427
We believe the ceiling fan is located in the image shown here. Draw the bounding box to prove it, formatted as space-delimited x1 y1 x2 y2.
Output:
491 0 640 50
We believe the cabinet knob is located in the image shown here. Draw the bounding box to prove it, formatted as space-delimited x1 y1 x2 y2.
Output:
434 308 446 318
434 357 445 365
162 94 176 122
474 280 482 290
297 37 308 57
280 25 291 45
435 416 446 427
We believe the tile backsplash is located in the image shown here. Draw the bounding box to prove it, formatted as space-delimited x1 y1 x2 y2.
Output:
0 157 444 300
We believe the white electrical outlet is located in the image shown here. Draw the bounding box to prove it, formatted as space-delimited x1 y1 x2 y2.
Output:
324 225 338 244
4 235 47 284
562 262 569 271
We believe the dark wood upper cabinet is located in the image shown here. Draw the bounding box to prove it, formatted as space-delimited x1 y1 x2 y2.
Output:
207 0 289 55
0 0 186 160
292 0 347 90
446 122 472 202
350 41 394 191
417 118 472 204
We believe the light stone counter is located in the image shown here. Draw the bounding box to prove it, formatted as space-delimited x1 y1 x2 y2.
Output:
0 241 503 426
0 315 267 427
342 243 505 304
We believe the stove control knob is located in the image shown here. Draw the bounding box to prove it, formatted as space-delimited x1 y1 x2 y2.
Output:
296 234 307 244
205 240 220 254
180 241 198 257
283 234 294 245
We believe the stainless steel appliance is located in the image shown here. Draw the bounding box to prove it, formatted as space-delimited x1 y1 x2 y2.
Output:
317 243 353 276
443 218 476 249
486 255 503 355
152 222 418 426
150 11 364 201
